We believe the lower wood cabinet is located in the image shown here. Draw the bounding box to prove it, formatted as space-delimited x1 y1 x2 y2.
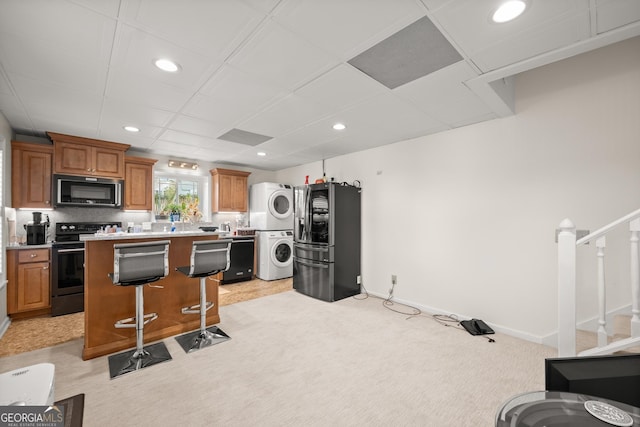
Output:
6 248 51 317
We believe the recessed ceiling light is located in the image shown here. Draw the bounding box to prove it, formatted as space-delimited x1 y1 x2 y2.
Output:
154 58 180 72
123 126 140 132
257 152 266 156
492 0 527 23
333 123 346 131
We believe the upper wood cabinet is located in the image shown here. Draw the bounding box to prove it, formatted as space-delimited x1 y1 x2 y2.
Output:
210 168 251 212
11 141 53 209
48 132 130 179
124 156 157 211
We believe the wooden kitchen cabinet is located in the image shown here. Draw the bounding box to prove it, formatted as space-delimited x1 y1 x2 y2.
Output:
11 141 53 209
124 156 157 210
49 132 130 179
210 168 251 212
6 248 51 318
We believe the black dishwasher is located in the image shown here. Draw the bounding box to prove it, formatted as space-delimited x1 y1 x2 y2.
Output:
221 236 255 284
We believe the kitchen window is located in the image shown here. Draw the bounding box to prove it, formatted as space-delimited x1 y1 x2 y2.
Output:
154 175 208 222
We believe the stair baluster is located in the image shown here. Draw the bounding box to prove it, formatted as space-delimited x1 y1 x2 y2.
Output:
596 236 607 348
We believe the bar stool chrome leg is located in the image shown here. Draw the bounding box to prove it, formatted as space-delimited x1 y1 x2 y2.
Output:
175 277 230 353
175 239 232 353
108 286 172 379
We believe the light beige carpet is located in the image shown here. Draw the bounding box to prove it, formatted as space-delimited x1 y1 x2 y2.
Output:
0 291 557 426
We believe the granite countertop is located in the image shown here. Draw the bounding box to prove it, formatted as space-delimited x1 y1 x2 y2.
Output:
80 230 228 241
6 243 53 250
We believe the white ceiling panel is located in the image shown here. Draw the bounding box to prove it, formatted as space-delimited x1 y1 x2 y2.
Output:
118 0 264 60
195 65 288 120
167 115 228 139
70 0 120 17
295 64 386 111
0 1 638 171
238 93 333 137
229 20 339 91
338 92 445 141
274 0 427 59
394 62 493 126
596 0 640 33
431 0 592 71
101 98 174 129
240 0 283 15
110 25 220 91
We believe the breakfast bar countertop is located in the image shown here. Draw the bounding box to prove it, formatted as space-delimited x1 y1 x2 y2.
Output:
80 230 229 241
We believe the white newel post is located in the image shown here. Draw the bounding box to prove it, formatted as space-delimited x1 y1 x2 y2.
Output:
630 219 640 337
558 219 577 357
596 237 607 347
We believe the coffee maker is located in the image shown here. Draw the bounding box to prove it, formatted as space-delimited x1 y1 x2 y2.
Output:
25 212 50 245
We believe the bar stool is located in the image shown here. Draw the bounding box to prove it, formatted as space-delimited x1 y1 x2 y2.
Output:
175 239 232 353
107 240 171 379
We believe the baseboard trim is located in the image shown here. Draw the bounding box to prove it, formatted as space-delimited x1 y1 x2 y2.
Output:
365 290 547 346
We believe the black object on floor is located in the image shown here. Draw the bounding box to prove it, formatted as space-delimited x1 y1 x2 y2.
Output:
460 318 494 335
54 393 84 427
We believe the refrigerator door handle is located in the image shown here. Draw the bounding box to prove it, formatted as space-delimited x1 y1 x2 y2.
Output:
295 258 329 269
295 243 329 252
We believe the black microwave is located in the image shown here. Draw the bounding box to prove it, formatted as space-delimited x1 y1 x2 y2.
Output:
54 174 123 208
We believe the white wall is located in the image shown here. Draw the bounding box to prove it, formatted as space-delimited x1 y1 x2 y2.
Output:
0 112 13 337
276 36 640 344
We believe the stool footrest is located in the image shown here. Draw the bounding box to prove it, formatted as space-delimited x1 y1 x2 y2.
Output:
181 301 213 315
114 312 158 328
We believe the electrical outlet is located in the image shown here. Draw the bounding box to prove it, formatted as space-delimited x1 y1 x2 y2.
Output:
391 275 397 285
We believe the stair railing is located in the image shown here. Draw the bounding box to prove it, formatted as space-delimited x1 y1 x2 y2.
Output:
557 208 640 357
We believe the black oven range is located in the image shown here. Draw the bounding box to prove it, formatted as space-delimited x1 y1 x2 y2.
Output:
51 222 121 317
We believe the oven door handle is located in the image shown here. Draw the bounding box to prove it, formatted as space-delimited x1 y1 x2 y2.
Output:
55 248 85 253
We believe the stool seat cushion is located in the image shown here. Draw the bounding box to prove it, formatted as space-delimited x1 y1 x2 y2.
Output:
176 265 224 278
108 273 162 287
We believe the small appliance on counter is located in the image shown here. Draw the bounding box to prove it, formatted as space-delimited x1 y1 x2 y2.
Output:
24 211 50 245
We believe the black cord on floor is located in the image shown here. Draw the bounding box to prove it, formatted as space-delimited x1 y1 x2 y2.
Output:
431 313 495 343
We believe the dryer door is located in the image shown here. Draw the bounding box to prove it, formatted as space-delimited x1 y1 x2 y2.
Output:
268 189 293 220
271 239 293 268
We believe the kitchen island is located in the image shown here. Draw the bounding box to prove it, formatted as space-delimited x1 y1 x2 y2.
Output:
81 231 226 360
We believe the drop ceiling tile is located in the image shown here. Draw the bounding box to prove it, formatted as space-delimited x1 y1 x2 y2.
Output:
238 93 333 137
596 0 640 33
0 1 116 61
240 0 283 14
183 93 263 126
96 130 156 149
229 20 339 91
119 0 264 60
98 116 164 140
106 69 193 112
159 130 250 154
148 139 198 156
470 10 592 72
338 92 445 141
101 98 174 128
110 25 220 91
295 64 385 111
394 61 492 126
430 0 592 72
274 0 426 59
195 64 288 116
168 115 228 139
70 0 121 17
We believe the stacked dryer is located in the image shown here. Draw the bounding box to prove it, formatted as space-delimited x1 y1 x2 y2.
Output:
249 182 294 281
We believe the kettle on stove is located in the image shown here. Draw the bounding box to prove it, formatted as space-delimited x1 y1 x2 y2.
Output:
24 212 50 245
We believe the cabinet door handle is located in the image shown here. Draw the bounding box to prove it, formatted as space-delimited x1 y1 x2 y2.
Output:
30 253 37 258
43 266 49 270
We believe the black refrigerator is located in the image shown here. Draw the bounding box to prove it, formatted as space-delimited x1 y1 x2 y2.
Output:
293 182 361 302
